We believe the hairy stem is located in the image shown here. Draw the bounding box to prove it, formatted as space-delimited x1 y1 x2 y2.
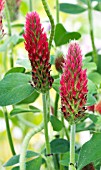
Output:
41 0 55 50
54 93 59 118
69 124 76 170
29 0 33 12
56 0 59 23
19 123 44 170
42 93 51 154
42 93 54 170
3 107 16 155
87 0 98 63
5 1 12 36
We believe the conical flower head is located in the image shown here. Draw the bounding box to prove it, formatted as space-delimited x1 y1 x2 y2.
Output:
60 43 88 124
23 12 53 93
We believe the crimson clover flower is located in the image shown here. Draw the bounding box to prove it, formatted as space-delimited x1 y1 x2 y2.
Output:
23 12 54 93
60 43 88 124
0 0 5 38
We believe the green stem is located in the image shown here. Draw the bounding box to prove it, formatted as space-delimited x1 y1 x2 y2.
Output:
3 107 16 155
42 93 55 170
29 0 33 12
5 1 12 36
17 116 35 128
41 0 55 50
19 123 44 170
69 124 76 170
56 0 59 23
87 0 98 63
9 43 14 68
54 93 59 118
5 1 14 68
42 93 51 154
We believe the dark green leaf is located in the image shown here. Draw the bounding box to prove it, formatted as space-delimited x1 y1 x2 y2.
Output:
76 122 86 132
5 67 25 76
94 2 101 11
0 73 34 106
18 90 40 104
97 55 101 74
50 139 69 154
54 23 81 46
12 157 42 170
59 152 78 166
86 93 97 106
3 150 39 167
59 3 87 14
88 79 97 94
50 115 63 131
10 106 41 116
88 72 101 85
78 133 101 170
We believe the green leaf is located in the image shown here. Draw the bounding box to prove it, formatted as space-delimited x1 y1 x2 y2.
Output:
0 35 18 52
86 93 97 106
5 67 25 76
16 57 31 70
78 133 101 170
97 55 101 74
83 62 97 74
59 152 78 166
18 90 40 104
54 23 81 46
20 1 28 16
88 72 101 85
12 157 42 170
0 73 34 106
50 115 63 131
10 106 41 116
94 2 101 11
50 139 69 154
3 150 39 167
52 78 60 93
59 3 87 14
88 79 97 94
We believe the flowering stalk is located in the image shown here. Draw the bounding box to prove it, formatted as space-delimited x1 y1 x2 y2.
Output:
23 11 54 170
60 43 88 169
41 0 55 50
23 12 54 93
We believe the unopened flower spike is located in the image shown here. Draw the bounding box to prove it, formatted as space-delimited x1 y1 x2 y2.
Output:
23 11 54 93
60 42 88 124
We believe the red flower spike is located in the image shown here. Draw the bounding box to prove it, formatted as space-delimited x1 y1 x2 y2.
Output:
95 101 101 114
60 43 88 124
24 12 53 93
